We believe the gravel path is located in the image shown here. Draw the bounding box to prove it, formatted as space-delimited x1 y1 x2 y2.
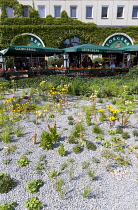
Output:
0 91 138 210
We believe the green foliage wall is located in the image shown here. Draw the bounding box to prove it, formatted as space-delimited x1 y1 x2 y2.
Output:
1 1 138 50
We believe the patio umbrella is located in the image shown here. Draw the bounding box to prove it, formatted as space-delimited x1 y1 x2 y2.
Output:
63 44 123 54
119 44 138 52
0 45 63 56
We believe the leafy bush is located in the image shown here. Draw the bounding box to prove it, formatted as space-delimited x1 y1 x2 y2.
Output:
60 162 68 170
24 196 43 210
58 143 66 156
73 144 83 154
122 132 130 139
116 127 123 134
0 201 16 210
133 130 138 137
48 169 59 179
26 179 43 194
68 135 78 144
93 125 103 134
17 156 30 167
81 161 90 169
0 173 15 193
85 141 97 151
39 127 59 150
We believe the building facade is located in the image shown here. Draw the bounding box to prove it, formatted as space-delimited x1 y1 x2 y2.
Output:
4 0 138 26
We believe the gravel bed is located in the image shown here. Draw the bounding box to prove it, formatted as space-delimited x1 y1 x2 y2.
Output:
0 91 138 210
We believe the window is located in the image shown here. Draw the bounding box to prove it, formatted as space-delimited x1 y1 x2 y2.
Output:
6 7 13 17
54 6 61 18
38 6 46 18
86 6 93 18
101 6 108 18
132 6 138 18
60 36 81 48
70 6 77 18
23 6 28 17
117 6 124 18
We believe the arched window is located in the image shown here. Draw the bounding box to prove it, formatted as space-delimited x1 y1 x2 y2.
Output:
60 36 81 48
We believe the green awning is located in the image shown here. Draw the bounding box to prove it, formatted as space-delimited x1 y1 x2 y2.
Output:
0 45 63 56
119 44 138 52
63 44 123 54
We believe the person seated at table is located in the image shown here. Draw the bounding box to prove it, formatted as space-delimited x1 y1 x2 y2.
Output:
102 61 109 68
119 62 125 67
110 61 116 68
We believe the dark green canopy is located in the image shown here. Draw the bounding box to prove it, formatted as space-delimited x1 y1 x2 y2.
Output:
0 45 63 56
119 44 138 52
63 44 123 54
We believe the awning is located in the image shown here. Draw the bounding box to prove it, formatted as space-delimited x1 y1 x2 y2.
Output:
119 44 138 52
0 45 63 56
63 44 123 54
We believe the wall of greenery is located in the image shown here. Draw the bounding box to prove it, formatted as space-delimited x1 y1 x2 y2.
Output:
1 0 138 50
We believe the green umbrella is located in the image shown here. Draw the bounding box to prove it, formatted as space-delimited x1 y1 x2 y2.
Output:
63 44 123 53
119 44 138 52
0 45 63 56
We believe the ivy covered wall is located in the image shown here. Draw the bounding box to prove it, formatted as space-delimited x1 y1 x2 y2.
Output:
1 1 138 50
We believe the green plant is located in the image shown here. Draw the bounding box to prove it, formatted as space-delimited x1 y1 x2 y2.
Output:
67 158 75 163
24 150 32 155
13 125 23 137
0 173 15 194
87 169 95 181
4 144 17 154
81 185 91 198
91 156 100 163
58 143 66 156
17 156 30 167
39 127 59 150
68 165 74 181
100 149 116 159
93 124 103 134
68 120 75 125
24 196 43 210
60 162 68 171
115 127 123 134
81 161 90 169
108 129 116 135
122 132 130 139
68 135 78 144
95 134 104 141
72 120 85 138
26 179 43 194
48 113 55 118
0 201 16 210
2 159 12 165
55 178 65 199
102 141 111 148
73 144 83 154
85 141 97 151
1 130 11 143
133 130 138 137
48 169 59 179
32 162 46 174
67 116 74 120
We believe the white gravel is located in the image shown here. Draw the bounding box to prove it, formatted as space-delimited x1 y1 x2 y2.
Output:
0 91 138 210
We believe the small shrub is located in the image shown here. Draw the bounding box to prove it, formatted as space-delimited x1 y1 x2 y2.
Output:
32 162 46 174
58 143 66 156
87 169 95 181
17 156 30 167
55 178 65 199
4 144 17 154
73 144 83 154
0 201 16 210
122 132 130 139
48 113 55 118
39 127 59 150
133 130 138 137
67 158 75 163
67 116 74 120
24 150 32 155
26 179 43 193
0 173 15 193
73 121 85 138
48 169 59 179
92 156 100 163
93 125 102 134
24 196 43 210
102 141 111 148
68 135 78 144
81 161 90 169
81 186 91 198
60 162 68 170
68 120 75 125
2 159 12 165
85 141 97 151
108 129 116 135
116 127 123 134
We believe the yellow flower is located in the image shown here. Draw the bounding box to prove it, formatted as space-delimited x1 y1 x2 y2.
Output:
109 116 116 121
